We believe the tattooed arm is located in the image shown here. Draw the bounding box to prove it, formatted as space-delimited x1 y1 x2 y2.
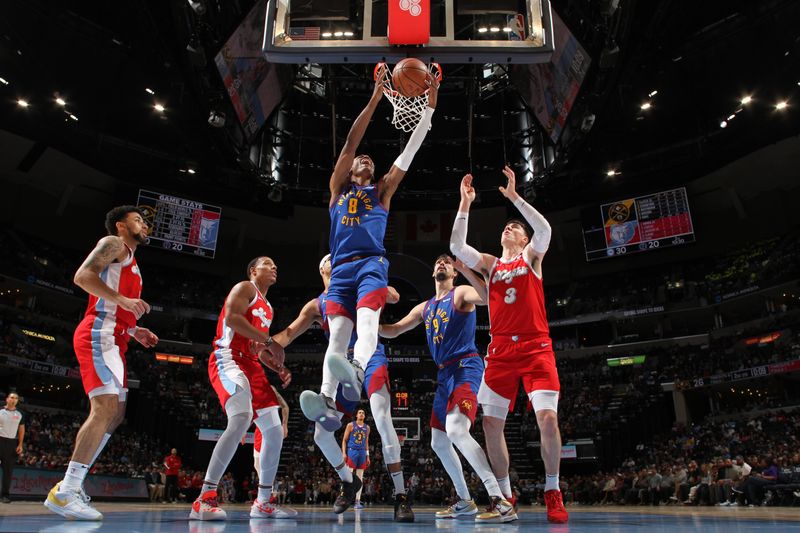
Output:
74 236 151 319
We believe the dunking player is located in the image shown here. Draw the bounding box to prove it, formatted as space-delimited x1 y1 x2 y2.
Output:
341 408 370 510
45 206 158 520
318 65 438 414
190 257 295 521
449 168 569 524
267 255 414 521
380 255 516 522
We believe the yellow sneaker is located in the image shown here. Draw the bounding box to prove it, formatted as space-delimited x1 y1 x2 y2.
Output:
436 499 478 518
43 482 103 520
476 496 517 523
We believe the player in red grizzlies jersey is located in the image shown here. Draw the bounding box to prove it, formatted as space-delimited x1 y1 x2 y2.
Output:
190 256 295 521
45 206 158 521
449 167 568 524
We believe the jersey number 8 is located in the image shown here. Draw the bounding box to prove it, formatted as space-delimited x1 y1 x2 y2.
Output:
348 198 358 214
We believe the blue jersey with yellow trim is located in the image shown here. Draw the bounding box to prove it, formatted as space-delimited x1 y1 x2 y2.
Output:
329 183 387 264
347 422 368 451
423 289 478 366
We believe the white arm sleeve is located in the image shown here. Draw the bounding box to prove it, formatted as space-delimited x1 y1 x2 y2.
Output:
449 212 482 269
513 197 551 254
393 107 434 171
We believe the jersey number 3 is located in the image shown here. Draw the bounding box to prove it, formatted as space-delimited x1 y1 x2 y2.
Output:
504 287 517 304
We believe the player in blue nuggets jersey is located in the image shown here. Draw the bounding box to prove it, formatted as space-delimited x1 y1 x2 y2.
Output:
341 409 370 509
268 255 409 518
380 255 515 522
323 66 438 414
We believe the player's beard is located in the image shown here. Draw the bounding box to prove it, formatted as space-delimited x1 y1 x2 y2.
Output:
434 271 449 282
132 229 148 244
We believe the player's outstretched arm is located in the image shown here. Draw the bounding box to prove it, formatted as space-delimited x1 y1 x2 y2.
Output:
453 259 488 307
498 165 552 269
271 299 322 349
378 302 425 339
450 174 496 277
329 66 388 203
379 74 439 207
75 236 151 319
341 423 352 457
387 285 400 304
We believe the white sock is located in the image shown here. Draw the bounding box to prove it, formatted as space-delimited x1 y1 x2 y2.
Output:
353 307 380 369
391 471 406 495
445 410 501 497
61 461 89 492
497 476 512 499
545 473 560 492
87 433 111 471
313 423 352 483
322 315 353 397
201 482 217 495
258 485 272 502
431 428 471 500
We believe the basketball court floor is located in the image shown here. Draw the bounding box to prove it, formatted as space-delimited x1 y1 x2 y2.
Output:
1 503 798 532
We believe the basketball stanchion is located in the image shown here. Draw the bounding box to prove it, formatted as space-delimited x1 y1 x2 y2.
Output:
374 61 442 133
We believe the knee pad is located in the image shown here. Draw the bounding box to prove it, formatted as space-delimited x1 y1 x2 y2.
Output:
481 403 508 421
254 406 281 431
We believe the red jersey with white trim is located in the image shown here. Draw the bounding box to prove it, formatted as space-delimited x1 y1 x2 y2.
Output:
488 253 549 338
213 282 273 359
83 244 142 333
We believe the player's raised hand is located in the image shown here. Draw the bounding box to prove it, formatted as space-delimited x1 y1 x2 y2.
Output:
373 63 389 100
133 327 159 348
426 70 439 108
460 174 476 204
453 258 468 273
118 296 151 320
498 165 520 201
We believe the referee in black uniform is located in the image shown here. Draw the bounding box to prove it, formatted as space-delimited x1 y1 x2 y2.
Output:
0 392 25 503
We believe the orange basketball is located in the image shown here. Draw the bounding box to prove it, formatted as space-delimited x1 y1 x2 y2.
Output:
392 58 429 97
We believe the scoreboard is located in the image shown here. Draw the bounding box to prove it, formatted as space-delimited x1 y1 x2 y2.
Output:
137 189 221 258
581 187 695 261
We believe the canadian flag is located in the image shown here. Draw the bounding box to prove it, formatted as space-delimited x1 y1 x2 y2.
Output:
406 212 452 242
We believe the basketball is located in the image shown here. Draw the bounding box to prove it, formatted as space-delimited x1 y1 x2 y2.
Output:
392 58 429 97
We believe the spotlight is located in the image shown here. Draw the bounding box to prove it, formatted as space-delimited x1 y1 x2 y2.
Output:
502 27 512 32
344 31 354 37
606 169 619 177
640 102 651 110
69 114 78 121
322 32 332 38
648 90 658 97
55 97 66 106
478 27 488 33
187 168 196 174
207 110 225 127
187 0 206 15
740 95 752 105
727 114 735 121
145 87 155 95
489 27 500 33
0 77 8 85
17 99 29 108
720 120 727 128
154 103 165 112
775 101 788 110
334 31 343 37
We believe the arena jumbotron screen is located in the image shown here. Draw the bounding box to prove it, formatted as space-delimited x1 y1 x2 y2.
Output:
580 187 695 261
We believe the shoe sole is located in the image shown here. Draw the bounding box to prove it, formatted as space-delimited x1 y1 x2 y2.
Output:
43 499 102 521
250 512 297 519
437 508 478 519
189 510 227 521
328 355 362 401
299 391 342 431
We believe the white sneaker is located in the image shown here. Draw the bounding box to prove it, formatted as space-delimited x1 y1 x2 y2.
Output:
250 499 298 519
476 496 518 523
436 499 478 518
43 482 103 521
189 491 227 521
299 390 342 432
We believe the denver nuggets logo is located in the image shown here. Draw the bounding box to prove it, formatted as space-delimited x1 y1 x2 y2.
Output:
608 202 630 223
460 399 473 412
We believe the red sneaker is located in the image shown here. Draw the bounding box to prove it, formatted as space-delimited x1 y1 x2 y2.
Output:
508 495 518 513
544 490 568 524
189 490 227 521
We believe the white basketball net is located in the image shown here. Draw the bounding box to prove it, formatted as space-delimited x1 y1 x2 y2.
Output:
375 62 442 133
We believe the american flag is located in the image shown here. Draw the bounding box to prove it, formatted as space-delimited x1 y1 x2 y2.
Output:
289 27 320 41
